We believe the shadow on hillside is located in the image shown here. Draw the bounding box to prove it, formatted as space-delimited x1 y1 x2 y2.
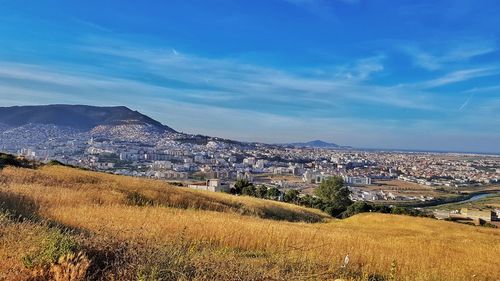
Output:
0 190 41 222
0 191 92 235
257 205 325 223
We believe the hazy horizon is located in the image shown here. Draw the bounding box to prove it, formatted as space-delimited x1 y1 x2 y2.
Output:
1 1 499 153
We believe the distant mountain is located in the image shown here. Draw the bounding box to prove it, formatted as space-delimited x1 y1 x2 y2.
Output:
0 105 176 132
288 140 348 149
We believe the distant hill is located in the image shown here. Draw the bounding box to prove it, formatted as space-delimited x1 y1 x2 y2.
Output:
0 105 176 132
288 140 347 149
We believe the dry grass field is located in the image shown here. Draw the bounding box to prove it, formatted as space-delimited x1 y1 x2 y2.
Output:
364 180 449 198
1 165 499 280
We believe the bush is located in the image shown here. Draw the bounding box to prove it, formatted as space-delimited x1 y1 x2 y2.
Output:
341 201 372 218
266 187 281 200
22 230 78 269
30 251 91 281
284 190 300 204
231 179 253 195
255 185 268 198
126 192 154 207
0 153 33 169
241 185 257 197
46 160 67 167
480 221 498 228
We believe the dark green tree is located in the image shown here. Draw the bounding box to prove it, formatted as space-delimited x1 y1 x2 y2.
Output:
241 184 257 196
255 185 268 198
231 178 253 195
284 189 300 203
341 201 372 218
266 187 281 200
299 194 314 207
315 176 352 211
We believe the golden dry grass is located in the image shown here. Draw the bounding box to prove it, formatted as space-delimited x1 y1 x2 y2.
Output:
0 214 50 280
0 166 328 223
1 166 500 280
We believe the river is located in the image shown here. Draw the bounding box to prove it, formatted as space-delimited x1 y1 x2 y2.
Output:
456 193 497 204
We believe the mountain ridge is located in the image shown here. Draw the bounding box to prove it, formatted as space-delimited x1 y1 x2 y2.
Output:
0 104 176 132
287 140 349 149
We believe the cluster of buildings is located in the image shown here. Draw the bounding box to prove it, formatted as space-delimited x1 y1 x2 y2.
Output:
434 208 500 226
2 124 499 204
348 187 435 202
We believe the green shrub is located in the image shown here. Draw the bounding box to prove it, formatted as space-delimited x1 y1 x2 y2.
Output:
341 201 372 218
22 229 78 268
46 160 67 166
481 221 498 228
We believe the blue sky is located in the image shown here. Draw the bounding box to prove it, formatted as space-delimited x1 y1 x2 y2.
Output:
0 0 499 153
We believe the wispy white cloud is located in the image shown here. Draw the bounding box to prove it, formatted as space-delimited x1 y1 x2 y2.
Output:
331 56 385 80
403 41 496 71
420 67 498 88
3 37 495 117
463 84 500 94
78 42 438 110
1 33 498 147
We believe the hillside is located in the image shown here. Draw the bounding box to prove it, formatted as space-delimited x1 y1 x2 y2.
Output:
0 104 175 132
285 140 353 150
290 140 340 148
0 165 499 280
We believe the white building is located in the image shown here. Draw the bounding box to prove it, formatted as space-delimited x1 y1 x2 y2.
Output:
151 161 173 170
188 179 230 192
243 157 256 166
344 176 372 185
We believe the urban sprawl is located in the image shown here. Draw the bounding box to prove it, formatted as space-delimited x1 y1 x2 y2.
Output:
2 124 499 204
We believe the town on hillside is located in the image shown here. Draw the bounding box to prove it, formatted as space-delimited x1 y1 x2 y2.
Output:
1 120 499 226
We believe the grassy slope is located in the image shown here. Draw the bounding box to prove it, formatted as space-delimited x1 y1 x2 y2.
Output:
0 166 329 223
1 166 499 280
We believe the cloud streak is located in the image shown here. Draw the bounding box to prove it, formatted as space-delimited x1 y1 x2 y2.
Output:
2 36 496 125
421 67 499 88
403 41 496 71
78 41 438 112
458 92 475 111
0 31 498 149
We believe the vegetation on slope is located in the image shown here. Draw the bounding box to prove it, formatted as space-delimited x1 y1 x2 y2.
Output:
232 176 432 220
0 153 34 169
0 163 499 280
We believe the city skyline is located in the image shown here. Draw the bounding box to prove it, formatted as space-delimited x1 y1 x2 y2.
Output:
1 1 499 153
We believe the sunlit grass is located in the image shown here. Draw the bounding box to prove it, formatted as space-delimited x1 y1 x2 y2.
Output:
1 166 499 280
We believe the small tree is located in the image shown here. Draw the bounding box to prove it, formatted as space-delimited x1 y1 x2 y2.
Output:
266 187 281 200
255 185 268 198
241 184 256 197
314 176 352 217
284 189 300 203
231 179 253 195
299 194 313 207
